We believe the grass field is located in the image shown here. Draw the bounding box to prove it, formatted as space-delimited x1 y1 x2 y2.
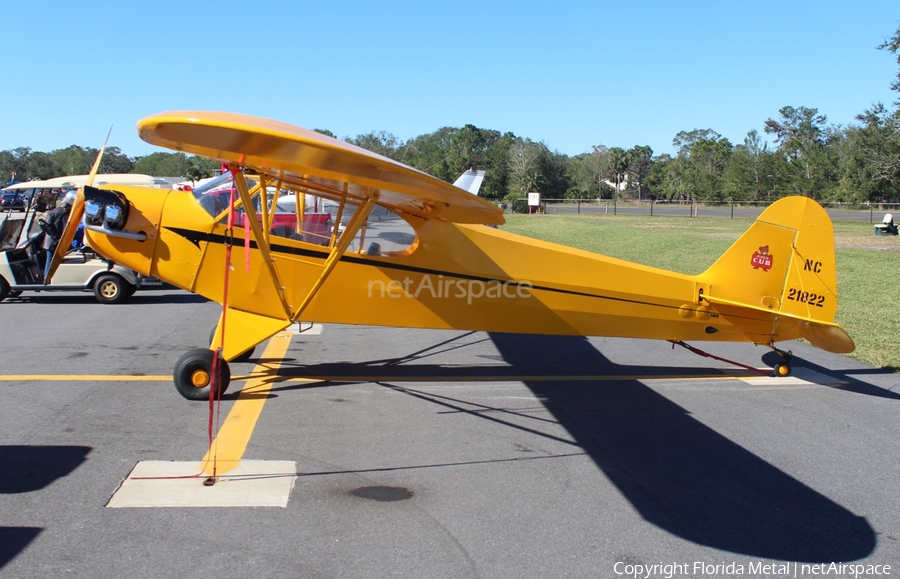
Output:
501 213 900 372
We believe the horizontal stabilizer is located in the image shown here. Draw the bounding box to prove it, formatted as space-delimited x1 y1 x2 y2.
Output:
797 321 856 354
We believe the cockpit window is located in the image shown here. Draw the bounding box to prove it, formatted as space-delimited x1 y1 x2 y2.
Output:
190 175 416 256
191 174 257 217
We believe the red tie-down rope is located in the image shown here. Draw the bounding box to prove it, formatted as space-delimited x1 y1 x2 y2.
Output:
131 171 238 484
205 171 241 480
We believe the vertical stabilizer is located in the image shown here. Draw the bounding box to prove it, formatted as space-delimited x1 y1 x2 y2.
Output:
698 197 852 352
453 169 486 195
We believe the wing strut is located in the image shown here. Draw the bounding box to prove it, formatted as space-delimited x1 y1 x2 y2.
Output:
290 192 380 321
229 164 380 324
230 166 292 319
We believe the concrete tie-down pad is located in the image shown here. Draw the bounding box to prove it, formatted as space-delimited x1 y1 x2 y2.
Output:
107 460 296 508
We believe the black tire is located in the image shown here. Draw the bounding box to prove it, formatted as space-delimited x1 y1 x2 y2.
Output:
93 274 127 304
773 362 791 377
232 346 256 363
209 327 256 363
173 348 231 401
0 276 9 302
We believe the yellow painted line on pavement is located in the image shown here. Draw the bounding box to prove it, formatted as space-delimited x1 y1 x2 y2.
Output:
256 373 762 383
0 375 171 381
199 332 294 476
1 371 764 385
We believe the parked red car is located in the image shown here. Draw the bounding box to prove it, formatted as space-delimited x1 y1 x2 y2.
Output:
200 188 333 245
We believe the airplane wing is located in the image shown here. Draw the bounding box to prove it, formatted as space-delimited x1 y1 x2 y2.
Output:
137 111 505 226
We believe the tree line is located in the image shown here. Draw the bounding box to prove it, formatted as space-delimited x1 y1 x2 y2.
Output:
4 27 900 205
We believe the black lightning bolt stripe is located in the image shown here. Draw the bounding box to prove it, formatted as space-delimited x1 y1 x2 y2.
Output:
162 226 735 316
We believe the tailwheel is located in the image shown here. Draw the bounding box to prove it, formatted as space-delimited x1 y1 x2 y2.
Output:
770 347 793 378
773 362 792 377
173 348 231 401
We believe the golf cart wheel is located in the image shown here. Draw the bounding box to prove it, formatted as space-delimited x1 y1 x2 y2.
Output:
0 276 9 302
93 274 128 304
173 348 231 401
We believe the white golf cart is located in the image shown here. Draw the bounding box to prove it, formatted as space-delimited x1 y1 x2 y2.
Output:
0 211 140 304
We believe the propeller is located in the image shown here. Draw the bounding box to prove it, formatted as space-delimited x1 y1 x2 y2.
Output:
44 127 111 284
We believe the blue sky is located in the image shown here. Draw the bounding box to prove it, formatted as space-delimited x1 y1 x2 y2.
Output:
2 1 898 161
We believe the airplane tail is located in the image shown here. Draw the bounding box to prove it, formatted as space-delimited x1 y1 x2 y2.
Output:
453 168 486 195
697 196 854 353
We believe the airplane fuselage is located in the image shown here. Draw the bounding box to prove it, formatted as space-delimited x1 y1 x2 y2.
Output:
84 185 791 357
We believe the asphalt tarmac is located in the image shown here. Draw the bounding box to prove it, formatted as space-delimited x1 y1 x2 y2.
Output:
1 285 898 578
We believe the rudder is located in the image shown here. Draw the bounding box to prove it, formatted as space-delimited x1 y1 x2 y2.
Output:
699 197 841 326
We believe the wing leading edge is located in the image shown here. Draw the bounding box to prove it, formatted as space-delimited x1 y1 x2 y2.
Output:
137 111 504 226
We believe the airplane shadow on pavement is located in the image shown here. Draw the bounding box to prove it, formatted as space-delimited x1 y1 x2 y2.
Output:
260 331 877 562
0 445 90 569
488 333 875 563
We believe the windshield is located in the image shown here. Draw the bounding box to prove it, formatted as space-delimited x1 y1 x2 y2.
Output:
188 173 416 256
191 173 262 217
192 173 241 197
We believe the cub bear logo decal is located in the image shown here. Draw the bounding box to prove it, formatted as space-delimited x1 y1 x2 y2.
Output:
751 245 773 271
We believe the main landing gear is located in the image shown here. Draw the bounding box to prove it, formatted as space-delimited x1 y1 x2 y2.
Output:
172 326 261 400
173 349 231 401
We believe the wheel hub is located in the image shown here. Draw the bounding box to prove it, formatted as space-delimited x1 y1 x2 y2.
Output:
191 370 210 388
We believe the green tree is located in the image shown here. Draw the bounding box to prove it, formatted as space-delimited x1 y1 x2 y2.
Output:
479 131 515 200
689 136 732 201
25 151 56 180
51 145 93 175
723 130 774 201
840 103 900 203
606 147 628 199
877 25 900 98
537 149 571 199
133 152 191 177
647 153 693 201
403 127 457 180
764 106 837 199
564 152 597 199
507 138 545 197
447 124 488 175
670 129 732 201
625 145 653 200
347 131 401 160
99 146 136 174
0 148 32 182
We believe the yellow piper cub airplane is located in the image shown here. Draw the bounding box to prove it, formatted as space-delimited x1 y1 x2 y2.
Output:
47 111 854 400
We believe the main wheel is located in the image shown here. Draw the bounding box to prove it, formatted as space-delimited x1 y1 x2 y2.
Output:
208 327 256 363
173 348 231 401
93 274 127 304
232 346 255 363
